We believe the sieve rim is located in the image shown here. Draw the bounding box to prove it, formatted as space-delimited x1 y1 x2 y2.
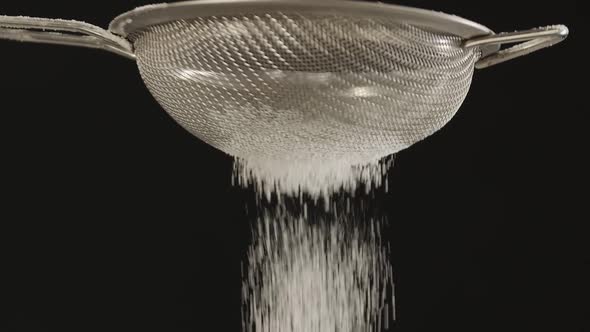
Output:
109 0 500 58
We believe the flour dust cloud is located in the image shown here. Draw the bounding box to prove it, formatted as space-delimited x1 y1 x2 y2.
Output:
233 156 395 202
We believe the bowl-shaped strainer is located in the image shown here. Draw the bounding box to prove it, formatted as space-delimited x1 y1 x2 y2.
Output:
0 0 568 165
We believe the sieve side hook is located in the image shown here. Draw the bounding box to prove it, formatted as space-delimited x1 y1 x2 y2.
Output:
464 25 568 69
0 15 135 60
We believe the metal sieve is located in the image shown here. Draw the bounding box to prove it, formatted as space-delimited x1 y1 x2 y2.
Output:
0 0 568 163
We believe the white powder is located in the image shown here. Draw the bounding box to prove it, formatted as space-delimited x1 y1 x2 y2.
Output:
236 148 395 331
233 155 394 202
242 207 395 332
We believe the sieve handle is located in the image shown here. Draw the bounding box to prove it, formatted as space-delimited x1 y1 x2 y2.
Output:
464 25 568 69
0 15 135 59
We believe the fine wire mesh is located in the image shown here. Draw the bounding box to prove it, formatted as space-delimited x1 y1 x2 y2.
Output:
131 13 481 164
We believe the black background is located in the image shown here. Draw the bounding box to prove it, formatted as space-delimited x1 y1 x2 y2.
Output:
0 1 585 331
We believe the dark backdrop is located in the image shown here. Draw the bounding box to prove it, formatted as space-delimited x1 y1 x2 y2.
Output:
0 1 584 331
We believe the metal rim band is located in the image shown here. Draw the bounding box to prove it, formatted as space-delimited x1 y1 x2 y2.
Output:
109 0 500 58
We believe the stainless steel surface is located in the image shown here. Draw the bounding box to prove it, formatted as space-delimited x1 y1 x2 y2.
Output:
131 14 480 163
465 25 569 69
109 0 500 58
0 1 570 169
0 15 135 59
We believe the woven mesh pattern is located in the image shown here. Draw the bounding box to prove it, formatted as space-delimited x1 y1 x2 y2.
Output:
132 13 480 163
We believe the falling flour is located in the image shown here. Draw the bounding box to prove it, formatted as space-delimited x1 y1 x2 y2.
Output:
237 152 395 331
233 156 395 202
242 207 395 332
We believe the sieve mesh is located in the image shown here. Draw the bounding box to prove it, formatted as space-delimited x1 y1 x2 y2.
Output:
131 13 480 164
